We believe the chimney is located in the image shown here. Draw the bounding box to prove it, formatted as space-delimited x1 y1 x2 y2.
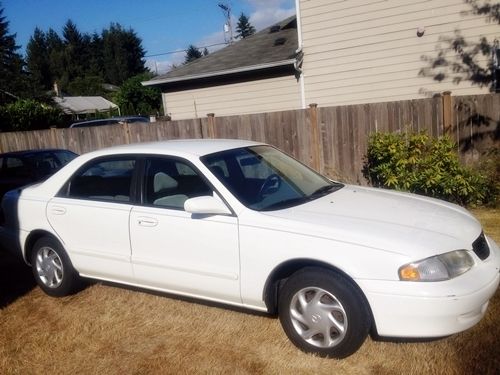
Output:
53 81 60 97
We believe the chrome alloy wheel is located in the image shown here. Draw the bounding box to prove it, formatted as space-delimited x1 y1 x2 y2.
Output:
289 287 348 348
35 246 64 288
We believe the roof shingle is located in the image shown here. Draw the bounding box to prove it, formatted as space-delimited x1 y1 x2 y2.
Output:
144 16 298 86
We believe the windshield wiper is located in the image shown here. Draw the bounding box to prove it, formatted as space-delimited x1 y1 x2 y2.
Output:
310 183 343 197
260 197 311 211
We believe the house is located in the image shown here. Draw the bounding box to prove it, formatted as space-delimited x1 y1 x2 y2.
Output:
144 0 500 120
143 16 302 120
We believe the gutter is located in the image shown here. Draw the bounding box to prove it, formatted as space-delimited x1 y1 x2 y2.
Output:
142 59 297 86
295 0 306 109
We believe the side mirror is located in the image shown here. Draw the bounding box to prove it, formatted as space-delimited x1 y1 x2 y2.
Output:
184 196 232 215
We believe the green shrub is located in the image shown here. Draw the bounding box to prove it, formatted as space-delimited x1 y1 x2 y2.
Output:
364 131 490 206
0 99 62 131
472 147 500 207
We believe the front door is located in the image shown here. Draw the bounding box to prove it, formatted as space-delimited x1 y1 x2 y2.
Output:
129 156 241 304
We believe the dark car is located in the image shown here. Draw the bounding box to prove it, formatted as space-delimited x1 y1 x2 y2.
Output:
69 116 150 128
0 149 78 199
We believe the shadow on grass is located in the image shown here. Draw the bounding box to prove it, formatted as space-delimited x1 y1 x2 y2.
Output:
0 247 36 308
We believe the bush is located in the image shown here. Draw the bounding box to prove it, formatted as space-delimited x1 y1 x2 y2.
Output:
0 99 62 131
113 73 162 116
473 147 500 207
364 131 491 206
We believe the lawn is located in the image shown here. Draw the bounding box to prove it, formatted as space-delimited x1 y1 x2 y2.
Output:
0 209 498 374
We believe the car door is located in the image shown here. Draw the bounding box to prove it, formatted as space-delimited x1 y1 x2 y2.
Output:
129 156 241 304
46 156 137 282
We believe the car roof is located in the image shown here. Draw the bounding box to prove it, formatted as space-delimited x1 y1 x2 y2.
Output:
0 149 77 158
69 116 149 128
85 139 265 158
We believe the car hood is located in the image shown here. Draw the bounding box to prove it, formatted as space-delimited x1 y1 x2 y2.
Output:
261 185 482 259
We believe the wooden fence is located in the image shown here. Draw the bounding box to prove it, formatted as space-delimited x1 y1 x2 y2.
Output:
0 93 498 183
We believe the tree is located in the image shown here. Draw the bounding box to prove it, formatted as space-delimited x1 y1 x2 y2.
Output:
26 28 51 93
45 28 65 85
26 21 146 96
203 47 209 56
102 23 146 85
113 72 161 116
184 45 202 64
0 4 27 104
236 13 255 39
62 20 86 82
419 0 500 92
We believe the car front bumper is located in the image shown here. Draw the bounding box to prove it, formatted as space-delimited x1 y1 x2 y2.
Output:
357 236 500 338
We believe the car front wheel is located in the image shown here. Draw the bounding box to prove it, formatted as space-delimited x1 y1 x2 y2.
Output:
278 267 371 358
31 237 80 297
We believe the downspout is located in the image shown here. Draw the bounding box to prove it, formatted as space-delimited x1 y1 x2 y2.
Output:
295 0 306 109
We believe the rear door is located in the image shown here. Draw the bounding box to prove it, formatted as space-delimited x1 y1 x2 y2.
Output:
46 156 137 282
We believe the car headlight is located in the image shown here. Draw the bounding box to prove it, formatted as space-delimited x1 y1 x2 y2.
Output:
399 250 474 281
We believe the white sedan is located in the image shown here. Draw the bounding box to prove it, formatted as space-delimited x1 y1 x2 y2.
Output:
2 139 499 358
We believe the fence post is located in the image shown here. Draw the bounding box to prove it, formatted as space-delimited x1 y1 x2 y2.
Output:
207 113 215 138
309 103 321 171
122 122 131 144
442 91 453 135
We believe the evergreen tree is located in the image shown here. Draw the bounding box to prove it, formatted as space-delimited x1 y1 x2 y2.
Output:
62 20 86 82
45 28 65 91
88 32 104 77
236 13 255 39
102 23 146 85
184 45 202 64
203 47 209 56
0 5 26 104
25 20 146 94
26 28 51 91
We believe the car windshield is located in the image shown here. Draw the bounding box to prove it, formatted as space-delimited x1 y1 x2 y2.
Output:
201 145 343 211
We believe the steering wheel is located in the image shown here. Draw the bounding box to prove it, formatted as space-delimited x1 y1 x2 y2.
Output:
258 174 281 198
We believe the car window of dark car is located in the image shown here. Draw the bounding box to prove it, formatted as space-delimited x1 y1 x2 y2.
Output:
54 150 77 165
65 158 136 203
143 157 212 210
6 157 23 169
4 157 31 178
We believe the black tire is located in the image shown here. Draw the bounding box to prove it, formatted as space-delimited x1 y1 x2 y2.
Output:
31 236 80 297
278 267 371 358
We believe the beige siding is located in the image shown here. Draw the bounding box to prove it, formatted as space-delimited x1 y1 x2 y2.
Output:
163 75 301 120
299 0 500 107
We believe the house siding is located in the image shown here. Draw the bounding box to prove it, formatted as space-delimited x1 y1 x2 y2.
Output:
299 0 500 106
162 75 301 120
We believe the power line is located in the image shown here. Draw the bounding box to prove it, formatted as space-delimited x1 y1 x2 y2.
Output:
145 42 228 58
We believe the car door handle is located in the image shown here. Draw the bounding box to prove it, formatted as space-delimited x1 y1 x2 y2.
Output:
50 206 66 215
137 217 158 227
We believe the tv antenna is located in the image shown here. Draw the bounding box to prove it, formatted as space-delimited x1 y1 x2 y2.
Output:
218 2 233 44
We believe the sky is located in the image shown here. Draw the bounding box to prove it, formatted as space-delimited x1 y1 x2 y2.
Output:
2 0 296 74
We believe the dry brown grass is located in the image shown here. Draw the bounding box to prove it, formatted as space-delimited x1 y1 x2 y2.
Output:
1 209 499 374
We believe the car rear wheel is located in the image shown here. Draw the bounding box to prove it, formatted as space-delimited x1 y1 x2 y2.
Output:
278 267 371 358
31 237 80 297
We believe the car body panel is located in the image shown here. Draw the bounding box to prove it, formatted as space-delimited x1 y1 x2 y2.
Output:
46 197 134 281
129 204 241 303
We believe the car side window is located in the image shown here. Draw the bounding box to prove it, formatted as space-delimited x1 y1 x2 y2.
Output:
66 158 136 202
4 157 30 178
54 151 77 165
144 157 212 210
